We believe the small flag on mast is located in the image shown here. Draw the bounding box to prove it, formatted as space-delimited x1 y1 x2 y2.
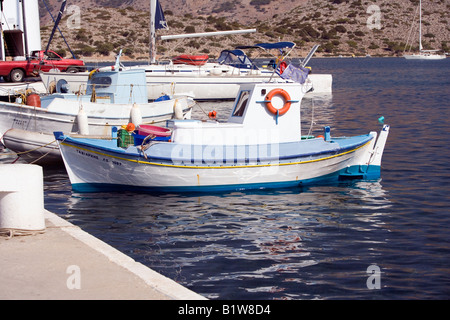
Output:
155 0 168 29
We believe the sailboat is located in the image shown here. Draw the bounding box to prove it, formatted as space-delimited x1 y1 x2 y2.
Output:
40 0 333 100
404 0 446 60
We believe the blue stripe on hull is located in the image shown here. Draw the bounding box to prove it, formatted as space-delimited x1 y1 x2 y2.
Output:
71 165 381 194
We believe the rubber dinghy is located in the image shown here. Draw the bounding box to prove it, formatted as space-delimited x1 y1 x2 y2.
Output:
55 81 389 193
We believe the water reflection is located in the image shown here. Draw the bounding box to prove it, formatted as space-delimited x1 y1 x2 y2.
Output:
57 179 392 299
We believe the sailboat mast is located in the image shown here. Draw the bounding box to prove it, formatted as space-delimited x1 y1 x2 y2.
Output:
419 0 422 51
149 0 156 64
21 0 29 57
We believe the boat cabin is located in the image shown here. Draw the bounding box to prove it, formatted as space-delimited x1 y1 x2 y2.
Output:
170 82 305 146
40 68 148 108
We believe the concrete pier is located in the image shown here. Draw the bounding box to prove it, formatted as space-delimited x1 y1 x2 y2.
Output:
0 210 206 300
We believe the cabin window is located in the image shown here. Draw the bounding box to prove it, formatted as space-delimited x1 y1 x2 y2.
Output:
89 76 112 89
232 90 250 117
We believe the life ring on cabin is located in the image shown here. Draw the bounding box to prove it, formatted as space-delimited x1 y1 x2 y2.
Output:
279 61 287 74
265 88 291 116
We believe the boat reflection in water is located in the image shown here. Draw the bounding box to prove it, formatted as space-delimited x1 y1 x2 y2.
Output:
58 178 391 299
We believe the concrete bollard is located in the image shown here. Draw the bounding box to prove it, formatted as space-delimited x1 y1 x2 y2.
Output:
0 164 45 236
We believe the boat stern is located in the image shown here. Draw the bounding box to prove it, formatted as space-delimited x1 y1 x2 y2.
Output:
338 124 390 180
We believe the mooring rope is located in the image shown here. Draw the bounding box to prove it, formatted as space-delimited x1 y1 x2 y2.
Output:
0 138 58 164
0 139 57 157
0 228 46 239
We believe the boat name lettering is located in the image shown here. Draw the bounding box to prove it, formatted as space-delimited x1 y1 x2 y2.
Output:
12 118 29 126
111 160 122 166
101 157 122 166
103 158 122 166
76 149 99 160
76 149 122 166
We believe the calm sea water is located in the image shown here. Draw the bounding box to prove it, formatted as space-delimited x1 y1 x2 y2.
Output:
5 57 450 300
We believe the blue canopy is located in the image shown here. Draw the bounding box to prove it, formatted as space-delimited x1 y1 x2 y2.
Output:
217 49 256 69
236 42 296 50
221 49 247 56
255 42 296 50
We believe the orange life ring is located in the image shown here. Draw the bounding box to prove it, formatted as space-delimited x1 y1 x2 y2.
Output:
265 88 291 116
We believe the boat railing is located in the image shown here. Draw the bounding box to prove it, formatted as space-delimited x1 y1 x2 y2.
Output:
0 86 41 103
0 87 14 96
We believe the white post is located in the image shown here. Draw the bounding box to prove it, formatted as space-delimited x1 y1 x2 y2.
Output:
0 164 45 235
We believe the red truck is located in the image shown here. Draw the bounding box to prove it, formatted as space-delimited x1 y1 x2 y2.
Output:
0 50 85 82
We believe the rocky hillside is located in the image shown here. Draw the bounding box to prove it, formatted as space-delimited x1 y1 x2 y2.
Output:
39 0 450 61
39 0 307 25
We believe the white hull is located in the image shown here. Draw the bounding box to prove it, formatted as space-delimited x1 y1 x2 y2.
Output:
57 128 388 192
2 129 60 164
404 53 446 60
0 97 193 136
40 71 332 100
145 73 331 100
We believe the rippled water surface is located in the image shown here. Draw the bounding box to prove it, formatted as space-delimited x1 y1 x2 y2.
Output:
11 58 450 299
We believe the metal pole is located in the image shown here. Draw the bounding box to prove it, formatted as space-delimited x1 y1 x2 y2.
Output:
160 29 257 41
149 0 156 64
21 0 28 57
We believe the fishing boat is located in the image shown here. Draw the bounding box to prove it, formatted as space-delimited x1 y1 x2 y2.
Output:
40 0 332 100
0 55 194 164
403 0 446 60
54 80 389 193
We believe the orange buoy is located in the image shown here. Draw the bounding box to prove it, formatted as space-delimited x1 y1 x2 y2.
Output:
209 110 217 119
126 123 135 132
26 94 41 108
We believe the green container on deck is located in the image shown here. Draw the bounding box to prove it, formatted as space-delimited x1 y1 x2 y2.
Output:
117 129 134 148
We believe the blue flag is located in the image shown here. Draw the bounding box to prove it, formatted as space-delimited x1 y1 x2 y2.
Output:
155 0 168 29
280 64 309 84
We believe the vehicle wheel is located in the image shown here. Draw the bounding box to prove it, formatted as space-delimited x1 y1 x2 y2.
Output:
66 67 78 73
9 69 25 82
